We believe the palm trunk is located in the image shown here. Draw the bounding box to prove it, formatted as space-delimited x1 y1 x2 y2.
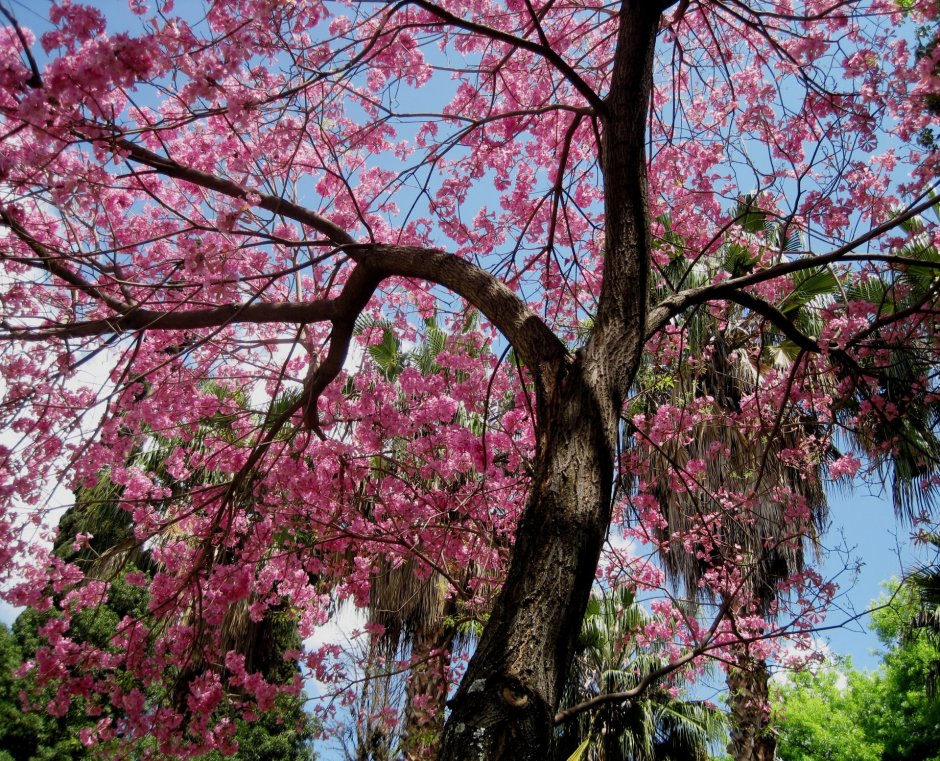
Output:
727 653 777 761
354 641 396 761
401 598 456 760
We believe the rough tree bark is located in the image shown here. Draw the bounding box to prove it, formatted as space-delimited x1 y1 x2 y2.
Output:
438 364 619 759
438 5 664 759
727 655 778 761
401 596 457 760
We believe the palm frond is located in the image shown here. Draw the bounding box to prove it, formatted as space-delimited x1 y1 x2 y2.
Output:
778 267 839 319
642 335 826 611
368 328 404 379
555 590 725 761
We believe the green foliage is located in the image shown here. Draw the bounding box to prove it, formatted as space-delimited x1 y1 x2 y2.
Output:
553 588 726 761
774 665 883 761
777 267 838 320
200 694 318 761
775 578 940 761
907 536 940 695
866 582 940 761
0 625 42 761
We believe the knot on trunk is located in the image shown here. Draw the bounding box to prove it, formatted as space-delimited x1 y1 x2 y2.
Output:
500 678 530 709
440 675 552 760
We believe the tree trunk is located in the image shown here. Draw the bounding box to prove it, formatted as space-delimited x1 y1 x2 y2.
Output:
727 654 777 761
438 363 618 761
438 5 662 758
401 598 455 760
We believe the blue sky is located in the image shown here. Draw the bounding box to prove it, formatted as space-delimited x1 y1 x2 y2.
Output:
819 488 926 670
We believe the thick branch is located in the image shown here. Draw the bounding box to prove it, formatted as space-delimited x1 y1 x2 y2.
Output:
554 595 733 726
347 244 567 375
711 290 820 354
0 4 41 89
586 3 662 400
552 649 698 725
301 264 381 432
4 240 566 395
62 135 568 377
0 208 132 316
7 119 567 376
1 300 341 340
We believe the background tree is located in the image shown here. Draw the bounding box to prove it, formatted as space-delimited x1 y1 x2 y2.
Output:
774 578 940 761
0 625 43 761
634 205 831 761
0 2 938 759
907 535 940 696
635 199 940 760
0 394 317 760
773 663 884 761
337 313 501 760
552 587 726 761
866 580 940 760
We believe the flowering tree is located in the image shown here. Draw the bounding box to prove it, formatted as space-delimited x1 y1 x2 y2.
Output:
0 1 939 759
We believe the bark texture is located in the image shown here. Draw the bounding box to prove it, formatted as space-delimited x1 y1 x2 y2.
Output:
438 362 617 760
727 655 778 761
401 598 456 760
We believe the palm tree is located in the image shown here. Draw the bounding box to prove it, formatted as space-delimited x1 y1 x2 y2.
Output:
841 204 940 519
553 586 726 761
905 533 940 697
634 204 834 760
347 312 503 760
635 197 940 760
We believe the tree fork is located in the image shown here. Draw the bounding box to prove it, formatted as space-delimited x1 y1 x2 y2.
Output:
438 6 663 758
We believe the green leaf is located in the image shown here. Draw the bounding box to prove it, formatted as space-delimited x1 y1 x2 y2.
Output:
848 277 892 313
353 313 391 336
734 195 771 234
722 242 759 277
765 340 802 370
368 329 402 377
779 266 838 316
425 317 446 354
461 308 480 334
773 226 803 253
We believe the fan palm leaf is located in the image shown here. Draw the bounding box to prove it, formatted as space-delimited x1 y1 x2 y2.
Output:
554 587 726 761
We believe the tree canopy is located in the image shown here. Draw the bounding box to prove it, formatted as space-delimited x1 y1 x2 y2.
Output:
774 579 940 761
0 1 939 759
